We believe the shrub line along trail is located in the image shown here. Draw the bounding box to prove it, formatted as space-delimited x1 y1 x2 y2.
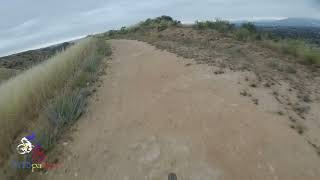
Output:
30 40 320 180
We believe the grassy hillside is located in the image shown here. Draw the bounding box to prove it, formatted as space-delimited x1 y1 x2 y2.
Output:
0 68 19 83
0 42 73 70
0 37 111 173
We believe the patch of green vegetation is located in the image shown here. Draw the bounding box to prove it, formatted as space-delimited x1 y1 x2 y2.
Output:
301 48 320 65
234 22 262 41
35 90 87 151
117 16 181 36
194 19 235 32
262 39 320 65
84 55 102 73
141 16 181 30
281 40 304 57
47 91 86 129
232 22 320 65
241 22 257 33
234 28 251 41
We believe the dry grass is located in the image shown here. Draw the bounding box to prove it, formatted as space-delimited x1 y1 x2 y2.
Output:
0 37 105 162
0 68 19 83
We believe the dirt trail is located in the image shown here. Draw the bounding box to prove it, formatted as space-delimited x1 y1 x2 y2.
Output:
30 40 320 180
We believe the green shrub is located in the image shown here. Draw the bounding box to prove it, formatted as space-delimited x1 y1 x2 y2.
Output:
262 39 320 65
194 21 205 30
35 90 87 150
212 19 235 32
139 16 180 30
194 19 235 32
47 91 86 128
234 28 251 41
120 26 128 34
85 55 100 73
157 15 174 22
281 39 305 57
157 21 169 31
255 34 262 40
241 22 257 33
233 23 259 41
302 49 320 65
37 126 56 150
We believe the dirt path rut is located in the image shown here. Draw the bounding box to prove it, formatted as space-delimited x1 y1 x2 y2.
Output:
30 40 320 180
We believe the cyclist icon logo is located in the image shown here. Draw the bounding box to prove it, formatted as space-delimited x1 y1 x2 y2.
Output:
16 132 47 162
16 137 34 155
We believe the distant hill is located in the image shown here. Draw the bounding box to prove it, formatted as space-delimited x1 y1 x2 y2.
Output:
248 18 320 45
235 18 320 28
0 42 73 70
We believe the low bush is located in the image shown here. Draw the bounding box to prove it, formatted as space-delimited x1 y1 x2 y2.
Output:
132 16 181 32
241 22 257 33
194 19 235 32
26 90 87 153
233 23 261 41
262 39 320 65
301 48 320 65
84 54 102 73
234 28 251 41
47 91 86 130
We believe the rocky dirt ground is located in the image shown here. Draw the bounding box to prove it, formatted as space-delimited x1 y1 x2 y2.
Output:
26 40 320 180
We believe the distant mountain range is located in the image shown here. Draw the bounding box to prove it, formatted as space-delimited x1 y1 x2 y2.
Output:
234 18 320 28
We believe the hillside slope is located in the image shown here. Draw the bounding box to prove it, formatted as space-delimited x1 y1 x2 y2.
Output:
0 42 73 70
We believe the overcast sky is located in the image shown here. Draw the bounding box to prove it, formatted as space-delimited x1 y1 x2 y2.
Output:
1 0 319 57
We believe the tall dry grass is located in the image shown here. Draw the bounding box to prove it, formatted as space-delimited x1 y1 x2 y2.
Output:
0 68 19 83
0 37 103 161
